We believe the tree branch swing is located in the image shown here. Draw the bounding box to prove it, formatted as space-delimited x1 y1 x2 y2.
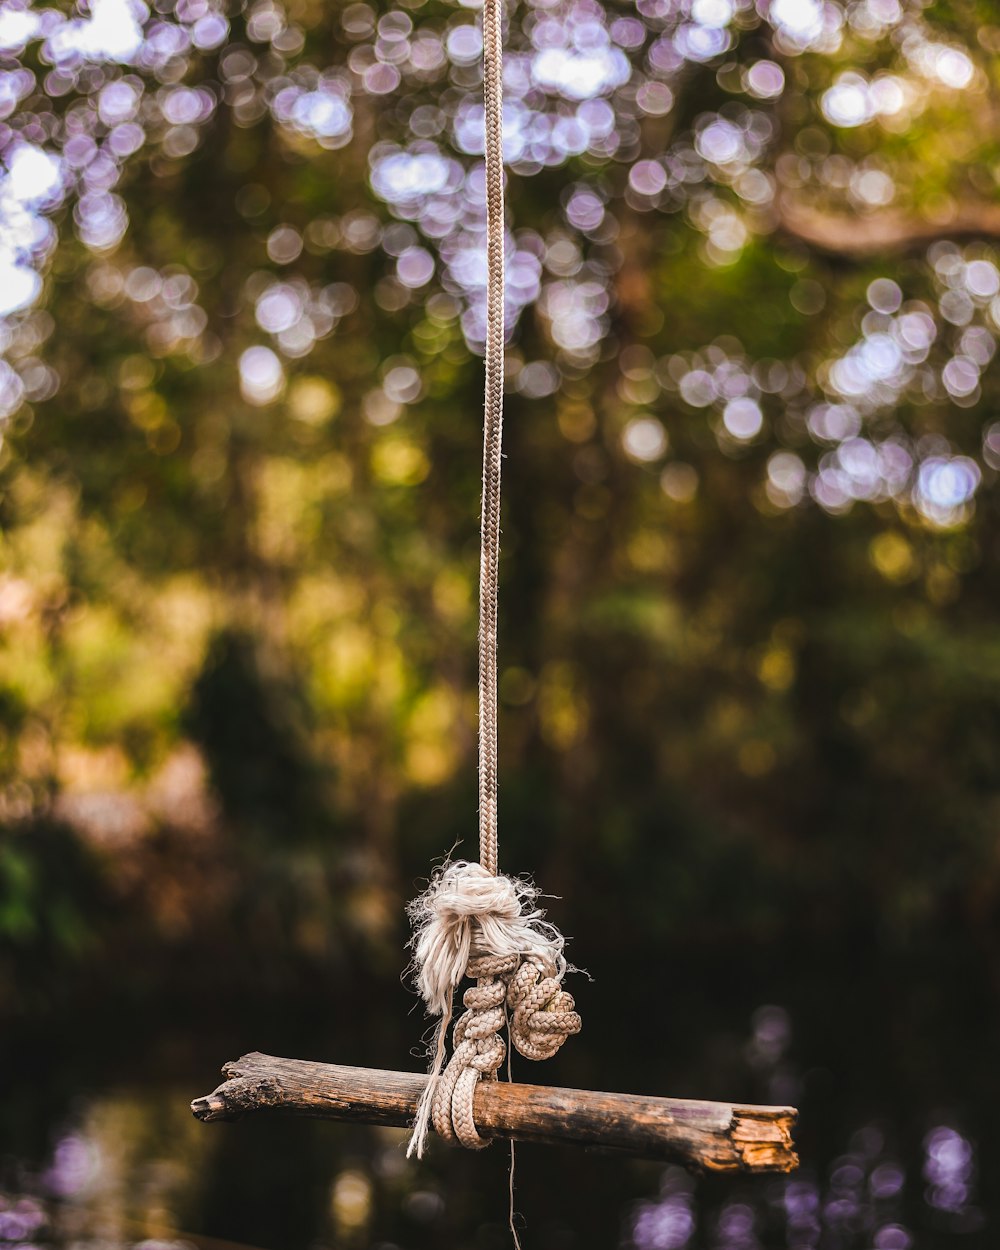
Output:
192 0 799 1183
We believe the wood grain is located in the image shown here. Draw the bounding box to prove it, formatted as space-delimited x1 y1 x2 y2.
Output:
191 1052 798 1173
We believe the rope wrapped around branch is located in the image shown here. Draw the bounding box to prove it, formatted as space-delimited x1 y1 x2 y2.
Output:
406 862 581 1157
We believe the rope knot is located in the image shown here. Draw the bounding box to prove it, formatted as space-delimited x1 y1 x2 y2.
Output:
406 860 580 1157
507 953 581 1061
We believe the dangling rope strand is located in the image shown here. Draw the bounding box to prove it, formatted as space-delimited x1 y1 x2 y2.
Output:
406 0 580 1164
479 0 505 879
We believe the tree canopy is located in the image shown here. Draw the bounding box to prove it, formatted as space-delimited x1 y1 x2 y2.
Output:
1 0 999 986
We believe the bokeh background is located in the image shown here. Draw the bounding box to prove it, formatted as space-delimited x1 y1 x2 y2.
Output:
2 0 999 1245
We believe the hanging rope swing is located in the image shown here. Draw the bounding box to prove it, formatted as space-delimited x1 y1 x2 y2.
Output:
403 0 580 1160
192 0 798 1183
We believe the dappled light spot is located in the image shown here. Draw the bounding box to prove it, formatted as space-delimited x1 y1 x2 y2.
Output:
47 0 145 65
722 396 763 440
564 185 606 234
744 58 784 99
660 462 698 502
867 278 902 314
239 344 285 405
964 260 999 299
0 7 41 52
271 73 353 148
382 360 422 405
6 143 63 204
908 42 975 90
768 0 837 53
766 452 806 507
915 456 980 528
0 263 40 316
851 168 894 207
539 277 609 361
822 73 873 128
924 1126 978 1217
678 369 717 408
807 403 860 444
941 356 979 400
635 79 674 115
984 423 1000 470
629 160 668 198
0 359 26 419
396 245 435 288
266 224 304 265
630 1169 696 1250
256 283 303 335
622 416 667 462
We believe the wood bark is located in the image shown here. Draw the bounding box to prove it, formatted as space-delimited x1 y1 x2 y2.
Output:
191 1052 798 1173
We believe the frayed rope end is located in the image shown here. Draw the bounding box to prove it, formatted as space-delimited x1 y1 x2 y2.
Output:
405 860 568 1157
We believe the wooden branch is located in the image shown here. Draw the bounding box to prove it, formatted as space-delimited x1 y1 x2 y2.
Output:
191 1052 798 1174
775 193 1000 257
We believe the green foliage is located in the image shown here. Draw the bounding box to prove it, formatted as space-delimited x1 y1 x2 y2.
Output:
1 0 999 1003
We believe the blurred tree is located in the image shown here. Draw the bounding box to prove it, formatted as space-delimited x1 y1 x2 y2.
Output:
0 0 998 1005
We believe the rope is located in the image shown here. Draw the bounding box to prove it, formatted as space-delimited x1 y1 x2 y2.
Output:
406 864 580 1157
405 0 581 1163
479 0 504 879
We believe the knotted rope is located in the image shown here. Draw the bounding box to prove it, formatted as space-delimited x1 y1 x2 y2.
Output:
405 0 580 1160
406 864 580 1156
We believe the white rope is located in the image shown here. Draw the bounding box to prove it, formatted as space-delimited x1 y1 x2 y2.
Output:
405 861 574 1157
406 865 580 1157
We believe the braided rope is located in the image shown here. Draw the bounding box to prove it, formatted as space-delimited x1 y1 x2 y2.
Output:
431 952 581 1149
405 0 581 1162
406 864 580 1157
479 0 504 878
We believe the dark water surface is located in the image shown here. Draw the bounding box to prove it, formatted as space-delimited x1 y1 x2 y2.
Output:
4 938 995 1250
